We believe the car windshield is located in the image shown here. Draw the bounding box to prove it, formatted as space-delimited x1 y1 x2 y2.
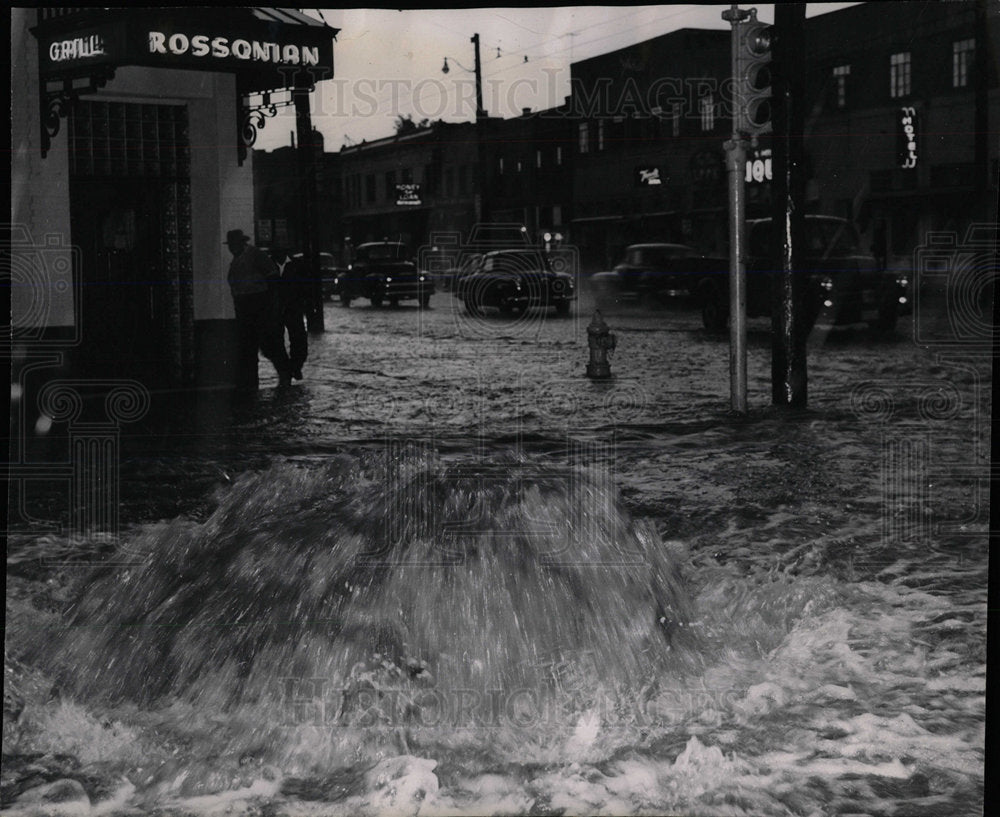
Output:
482 251 549 273
359 244 407 261
628 246 689 265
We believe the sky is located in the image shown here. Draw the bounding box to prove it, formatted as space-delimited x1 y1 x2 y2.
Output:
254 4 862 153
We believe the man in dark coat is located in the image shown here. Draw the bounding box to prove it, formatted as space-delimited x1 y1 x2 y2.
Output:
269 247 309 381
225 229 293 389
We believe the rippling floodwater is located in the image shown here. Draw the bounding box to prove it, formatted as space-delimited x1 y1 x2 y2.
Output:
4 291 989 815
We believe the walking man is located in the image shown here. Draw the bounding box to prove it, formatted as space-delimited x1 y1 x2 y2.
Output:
225 229 293 389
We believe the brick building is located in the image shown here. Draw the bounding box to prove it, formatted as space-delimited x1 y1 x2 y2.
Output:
802 1 997 262
337 120 483 253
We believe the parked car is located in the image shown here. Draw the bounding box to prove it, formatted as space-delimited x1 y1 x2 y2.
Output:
590 243 721 300
337 241 434 308
455 249 576 316
697 215 912 333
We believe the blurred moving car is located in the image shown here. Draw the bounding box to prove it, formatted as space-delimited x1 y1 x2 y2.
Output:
590 243 720 300
697 215 912 333
337 241 434 308
455 249 576 316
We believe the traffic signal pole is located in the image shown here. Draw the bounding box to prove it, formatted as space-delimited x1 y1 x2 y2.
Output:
294 84 324 333
770 3 807 406
722 5 752 413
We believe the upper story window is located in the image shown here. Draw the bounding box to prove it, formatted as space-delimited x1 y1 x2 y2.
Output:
365 174 376 203
597 119 605 151
699 94 715 132
672 103 681 137
556 146 563 165
833 64 850 108
536 149 542 168
953 38 974 88
384 170 396 200
578 122 590 154
890 52 911 98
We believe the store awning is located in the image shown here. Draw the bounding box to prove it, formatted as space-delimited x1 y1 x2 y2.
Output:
32 7 338 159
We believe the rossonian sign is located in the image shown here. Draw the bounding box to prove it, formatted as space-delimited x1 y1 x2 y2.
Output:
36 13 334 83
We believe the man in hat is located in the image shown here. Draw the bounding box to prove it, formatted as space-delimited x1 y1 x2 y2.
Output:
225 229 293 389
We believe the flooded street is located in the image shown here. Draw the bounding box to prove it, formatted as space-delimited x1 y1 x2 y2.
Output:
5 288 989 816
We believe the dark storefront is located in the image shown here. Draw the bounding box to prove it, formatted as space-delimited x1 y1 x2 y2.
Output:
26 7 337 386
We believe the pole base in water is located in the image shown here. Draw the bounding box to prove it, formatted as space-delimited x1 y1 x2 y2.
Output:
586 362 612 379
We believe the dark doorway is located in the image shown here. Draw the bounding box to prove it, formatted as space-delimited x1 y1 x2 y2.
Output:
68 100 194 386
71 179 166 380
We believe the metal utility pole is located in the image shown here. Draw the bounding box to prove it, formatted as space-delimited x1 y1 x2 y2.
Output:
722 4 752 413
472 33 488 223
770 3 807 406
294 84 324 333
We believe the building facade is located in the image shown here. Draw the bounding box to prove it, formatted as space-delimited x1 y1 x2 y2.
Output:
802 1 997 262
11 7 337 388
337 121 483 254
568 28 732 272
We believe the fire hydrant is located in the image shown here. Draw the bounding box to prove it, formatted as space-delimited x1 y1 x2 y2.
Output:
586 309 617 379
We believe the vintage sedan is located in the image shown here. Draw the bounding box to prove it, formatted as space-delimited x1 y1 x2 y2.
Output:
697 215 911 332
337 241 434 308
455 249 576 316
590 243 720 301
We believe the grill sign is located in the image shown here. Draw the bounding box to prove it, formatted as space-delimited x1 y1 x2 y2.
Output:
898 107 918 169
49 34 106 62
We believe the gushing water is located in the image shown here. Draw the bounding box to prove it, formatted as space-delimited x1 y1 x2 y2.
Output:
36 451 696 770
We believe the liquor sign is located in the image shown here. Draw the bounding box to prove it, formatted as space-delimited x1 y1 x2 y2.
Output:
898 106 918 169
635 166 663 186
745 147 772 184
395 183 422 206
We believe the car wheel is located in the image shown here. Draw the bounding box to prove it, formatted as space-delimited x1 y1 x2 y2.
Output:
340 294 352 307
555 300 571 316
701 290 728 333
370 294 383 308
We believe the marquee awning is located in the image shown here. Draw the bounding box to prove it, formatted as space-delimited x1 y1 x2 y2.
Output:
31 7 339 159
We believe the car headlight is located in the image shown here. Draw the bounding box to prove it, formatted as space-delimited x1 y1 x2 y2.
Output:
897 277 909 287
419 275 425 282
385 276 392 282
347 264 353 271
820 277 834 291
